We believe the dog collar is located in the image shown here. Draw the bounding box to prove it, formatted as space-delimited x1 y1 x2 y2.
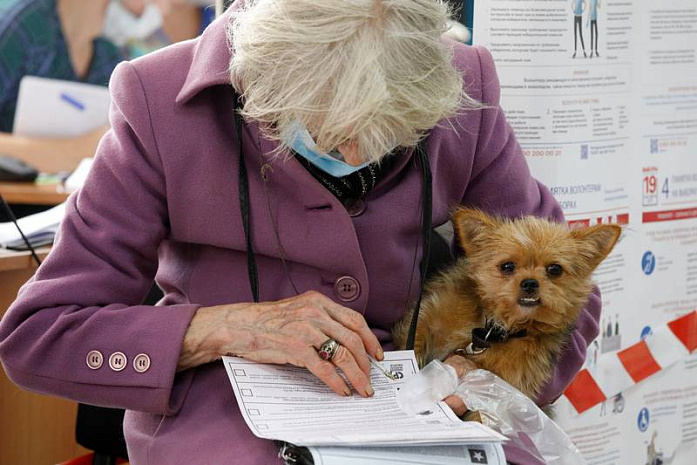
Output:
463 320 528 355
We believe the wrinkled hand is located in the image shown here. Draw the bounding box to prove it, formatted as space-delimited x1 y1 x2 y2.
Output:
442 353 478 416
179 291 384 398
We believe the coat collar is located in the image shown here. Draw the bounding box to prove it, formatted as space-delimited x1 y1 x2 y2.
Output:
175 7 236 105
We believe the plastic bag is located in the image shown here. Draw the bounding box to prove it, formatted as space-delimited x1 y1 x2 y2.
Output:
396 358 460 416
396 361 585 464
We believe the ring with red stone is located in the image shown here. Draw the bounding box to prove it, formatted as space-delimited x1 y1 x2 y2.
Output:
318 338 340 361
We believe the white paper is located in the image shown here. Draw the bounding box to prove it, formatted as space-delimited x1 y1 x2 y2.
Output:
64 158 94 193
13 76 110 138
0 202 65 249
308 443 507 465
222 351 504 447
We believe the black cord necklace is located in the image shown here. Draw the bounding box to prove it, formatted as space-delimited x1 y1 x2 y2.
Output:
232 95 431 351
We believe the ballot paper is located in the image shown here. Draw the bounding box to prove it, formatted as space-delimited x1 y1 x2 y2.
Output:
222 350 504 447
307 443 506 465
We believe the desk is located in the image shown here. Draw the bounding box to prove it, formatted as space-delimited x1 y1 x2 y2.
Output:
1 248 89 465
0 181 70 205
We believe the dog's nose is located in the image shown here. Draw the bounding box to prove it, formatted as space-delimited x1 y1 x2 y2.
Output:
520 279 539 292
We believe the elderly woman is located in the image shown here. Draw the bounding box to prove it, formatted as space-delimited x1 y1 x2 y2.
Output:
0 1 600 464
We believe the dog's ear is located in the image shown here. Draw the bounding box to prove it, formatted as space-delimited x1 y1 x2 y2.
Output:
571 224 622 271
452 208 499 254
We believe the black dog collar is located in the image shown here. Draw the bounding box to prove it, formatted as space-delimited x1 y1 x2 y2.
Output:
464 320 528 355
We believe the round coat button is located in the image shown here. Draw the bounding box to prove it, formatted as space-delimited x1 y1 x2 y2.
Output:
133 354 151 373
344 198 366 217
86 350 103 370
334 276 360 302
108 352 127 372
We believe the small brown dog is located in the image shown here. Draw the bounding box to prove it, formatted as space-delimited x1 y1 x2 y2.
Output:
393 208 621 400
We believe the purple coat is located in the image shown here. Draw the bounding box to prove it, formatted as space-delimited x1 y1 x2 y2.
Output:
0 11 600 465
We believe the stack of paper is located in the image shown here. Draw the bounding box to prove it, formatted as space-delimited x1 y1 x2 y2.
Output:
223 351 505 463
0 203 65 249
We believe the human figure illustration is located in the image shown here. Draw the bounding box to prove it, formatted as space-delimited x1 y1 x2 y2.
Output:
571 0 587 58
615 313 620 335
640 409 649 430
647 431 664 465
589 0 600 57
612 392 624 413
593 340 599 364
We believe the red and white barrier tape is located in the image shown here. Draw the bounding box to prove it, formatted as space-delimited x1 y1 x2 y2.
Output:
564 310 697 414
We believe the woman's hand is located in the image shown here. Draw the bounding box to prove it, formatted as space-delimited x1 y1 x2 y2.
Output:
442 353 478 416
178 291 384 398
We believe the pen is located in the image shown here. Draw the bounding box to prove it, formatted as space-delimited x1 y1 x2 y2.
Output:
60 92 85 111
369 356 399 380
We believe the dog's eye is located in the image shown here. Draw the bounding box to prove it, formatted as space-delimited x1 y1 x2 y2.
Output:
547 264 563 277
500 262 516 274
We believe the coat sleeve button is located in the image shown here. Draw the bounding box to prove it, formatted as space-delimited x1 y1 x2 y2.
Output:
108 352 127 372
133 353 151 373
86 350 103 370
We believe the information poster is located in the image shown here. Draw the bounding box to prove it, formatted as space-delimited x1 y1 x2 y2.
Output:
473 1 697 462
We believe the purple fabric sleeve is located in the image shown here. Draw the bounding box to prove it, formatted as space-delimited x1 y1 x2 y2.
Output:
0 62 199 415
462 46 602 408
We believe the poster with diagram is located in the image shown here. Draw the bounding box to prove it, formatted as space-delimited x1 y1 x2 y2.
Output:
472 0 697 462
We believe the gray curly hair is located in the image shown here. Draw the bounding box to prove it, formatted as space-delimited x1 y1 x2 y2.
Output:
228 0 475 163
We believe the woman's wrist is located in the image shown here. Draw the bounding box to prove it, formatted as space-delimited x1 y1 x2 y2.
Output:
177 303 256 372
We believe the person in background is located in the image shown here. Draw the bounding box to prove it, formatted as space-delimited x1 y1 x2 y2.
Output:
105 0 212 59
0 0 206 173
0 0 119 172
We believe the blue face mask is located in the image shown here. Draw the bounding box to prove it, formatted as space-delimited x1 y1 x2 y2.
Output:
284 123 369 177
